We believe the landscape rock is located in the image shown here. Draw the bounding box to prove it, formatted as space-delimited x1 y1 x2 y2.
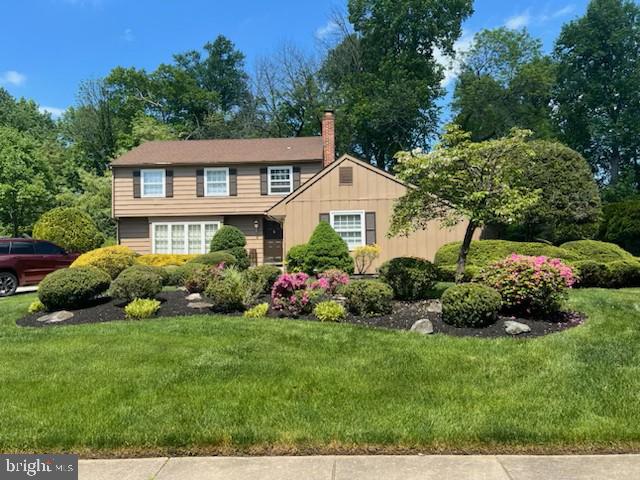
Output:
410 319 434 335
187 302 213 310
425 300 442 314
37 311 74 324
504 320 531 335
185 293 202 301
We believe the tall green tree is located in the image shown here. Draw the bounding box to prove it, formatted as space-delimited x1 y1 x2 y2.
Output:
0 88 57 140
323 0 474 170
453 28 555 141
553 0 640 190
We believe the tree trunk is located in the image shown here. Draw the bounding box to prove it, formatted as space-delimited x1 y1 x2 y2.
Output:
455 221 477 284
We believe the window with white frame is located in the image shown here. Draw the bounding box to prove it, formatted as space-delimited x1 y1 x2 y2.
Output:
205 168 229 196
268 166 293 195
152 221 221 254
330 211 365 250
141 169 166 197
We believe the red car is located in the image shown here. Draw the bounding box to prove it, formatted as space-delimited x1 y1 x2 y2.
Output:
0 238 79 297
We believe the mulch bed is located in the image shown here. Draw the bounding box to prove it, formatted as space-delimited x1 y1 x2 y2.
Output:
17 290 585 339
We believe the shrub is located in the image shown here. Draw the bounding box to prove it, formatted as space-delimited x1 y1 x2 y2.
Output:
33 207 103 253
244 265 281 294
71 245 138 279
109 266 163 302
340 280 393 317
285 244 309 272
184 264 213 293
244 303 269 319
608 260 640 288
353 244 381 274
271 273 313 316
572 261 611 288
303 222 354 274
124 298 161 320
441 284 502 328
311 269 350 294
379 257 438 300
599 200 640 256
136 254 197 267
313 301 346 322
478 255 575 316
204 267 246 313
437 265 480 282
123 264 170 285
163 266 182 286
28 299 45 314
187 251 236 267
560 240 634 263
210 225 250 270
228 246 250 270
38 266 111 311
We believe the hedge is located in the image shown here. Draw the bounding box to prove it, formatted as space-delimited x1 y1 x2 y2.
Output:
560 240 635 263
71 245 138 279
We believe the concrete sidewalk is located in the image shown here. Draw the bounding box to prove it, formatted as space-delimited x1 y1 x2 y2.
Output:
79 455 640 480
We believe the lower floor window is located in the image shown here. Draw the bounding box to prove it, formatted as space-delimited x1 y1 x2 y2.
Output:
153 221 220 254
330 211 365 250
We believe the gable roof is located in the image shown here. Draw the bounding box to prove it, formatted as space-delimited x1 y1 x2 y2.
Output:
267 154 409 216
110 136 323 167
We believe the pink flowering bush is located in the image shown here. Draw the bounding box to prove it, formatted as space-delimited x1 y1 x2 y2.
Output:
271 273 312 316
478 254 575 316
311 269 350 294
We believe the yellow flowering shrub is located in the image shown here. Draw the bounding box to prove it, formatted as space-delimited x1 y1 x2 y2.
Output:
136 254 197 267
353 244 381 274
71 245 138 279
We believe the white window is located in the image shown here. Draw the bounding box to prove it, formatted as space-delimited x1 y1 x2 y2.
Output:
152 221 221 254
268 166 293 195
205 168 229 196
141 169 166 198
330 211 365 250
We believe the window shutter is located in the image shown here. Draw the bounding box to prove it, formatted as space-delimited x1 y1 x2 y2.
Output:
339 166 353 186
365 212 376 245
133 170 141 198
260 168 268 195
165 170 173 198
196 169 204 197
229 168 238 196
319 213 330 224
293 166 301 190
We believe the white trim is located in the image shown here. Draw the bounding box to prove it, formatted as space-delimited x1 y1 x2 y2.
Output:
267 166 293 195
141 169 166 198
204 167 230 197
151 221 222 254
330 210 366 251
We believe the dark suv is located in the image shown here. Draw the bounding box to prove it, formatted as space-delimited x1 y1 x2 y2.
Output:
0 239 79 297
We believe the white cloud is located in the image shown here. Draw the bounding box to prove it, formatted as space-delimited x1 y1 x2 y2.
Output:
0 70 27 86
38 106 66 119
505 10 531 30
121 28 134 42
315 20 339 40
434 31 475 87
552 5 575 18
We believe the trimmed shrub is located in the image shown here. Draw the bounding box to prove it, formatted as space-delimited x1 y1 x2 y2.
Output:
184 264 213 294
244 303 269 319
560 240 634 263
340 280 393 317
187 251 236 267
271 272 313 316
379 257 438 300
204 267 246 313
71 245 138 279
354 244 381 274
479 255 575 316
572 261 611 288
302 222 355 274
437 265 480 282
38 266 111 311
244 265 281 294
124 298 161 320
210 226 250 270
33 207 103 253
441 284 502 328
163 266 182 286
285 244 309 272
109 266 163 302
311 269 350 294
599 200 640 256
608 260 640 288
313 300 346 322
136 254 197 267
28 299 45 313
124 264 169 285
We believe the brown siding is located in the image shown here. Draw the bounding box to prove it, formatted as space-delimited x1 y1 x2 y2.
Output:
224 215 265 265
118 217 151 254
113 163 321 218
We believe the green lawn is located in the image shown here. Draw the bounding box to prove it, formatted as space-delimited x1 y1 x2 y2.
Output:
1 288 639 456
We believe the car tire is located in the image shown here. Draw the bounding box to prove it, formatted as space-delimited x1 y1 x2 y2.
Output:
0 272 18 297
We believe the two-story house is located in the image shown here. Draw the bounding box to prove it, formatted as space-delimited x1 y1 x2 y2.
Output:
111 111 471 269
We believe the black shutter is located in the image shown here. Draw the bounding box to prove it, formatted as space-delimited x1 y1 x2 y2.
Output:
133 170 141 198
319 213 330 224
196 169 204 197
165 170 173 198
365 212 376 245
260 168 268 195
229 168 238 196
293 166 301 190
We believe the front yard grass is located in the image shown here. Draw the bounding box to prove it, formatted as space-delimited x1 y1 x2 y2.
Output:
0 287 639 456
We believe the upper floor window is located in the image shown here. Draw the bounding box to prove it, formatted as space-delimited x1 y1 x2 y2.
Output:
205 168 229 196
268 166 293 195
141 169 165 198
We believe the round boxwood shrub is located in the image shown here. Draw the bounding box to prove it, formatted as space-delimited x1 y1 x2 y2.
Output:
599 200 640 256
379 257 438 300
109 266 163 302
560 240 634 263
302 222 354 274
572 261 611 288
210 226 250 270
340 280 393 317
607 260 640 288
188 251 237 267
38 266 111 311
71 245 138 279
285 244 309 272
33 207 103 253
441 284 502 328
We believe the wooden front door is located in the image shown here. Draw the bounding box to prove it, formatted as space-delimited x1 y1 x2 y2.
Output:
263 219 283 264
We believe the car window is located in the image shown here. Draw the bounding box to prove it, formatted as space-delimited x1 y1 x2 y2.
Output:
0 243 9 254
35 241 64 255
10 241 35 255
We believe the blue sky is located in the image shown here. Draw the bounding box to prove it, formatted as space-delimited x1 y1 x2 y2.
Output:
0 0 591 118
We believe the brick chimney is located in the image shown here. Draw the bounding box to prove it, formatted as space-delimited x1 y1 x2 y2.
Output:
322 109 336 168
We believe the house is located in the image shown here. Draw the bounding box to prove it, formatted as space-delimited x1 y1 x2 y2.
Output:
111 111 471 269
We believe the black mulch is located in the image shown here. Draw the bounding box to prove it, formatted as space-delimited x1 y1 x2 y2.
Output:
17 291 586 339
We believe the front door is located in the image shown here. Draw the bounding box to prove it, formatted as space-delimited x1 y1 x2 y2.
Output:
263 219 283 264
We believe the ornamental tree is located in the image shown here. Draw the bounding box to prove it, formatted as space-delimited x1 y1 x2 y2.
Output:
389 125 540 283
